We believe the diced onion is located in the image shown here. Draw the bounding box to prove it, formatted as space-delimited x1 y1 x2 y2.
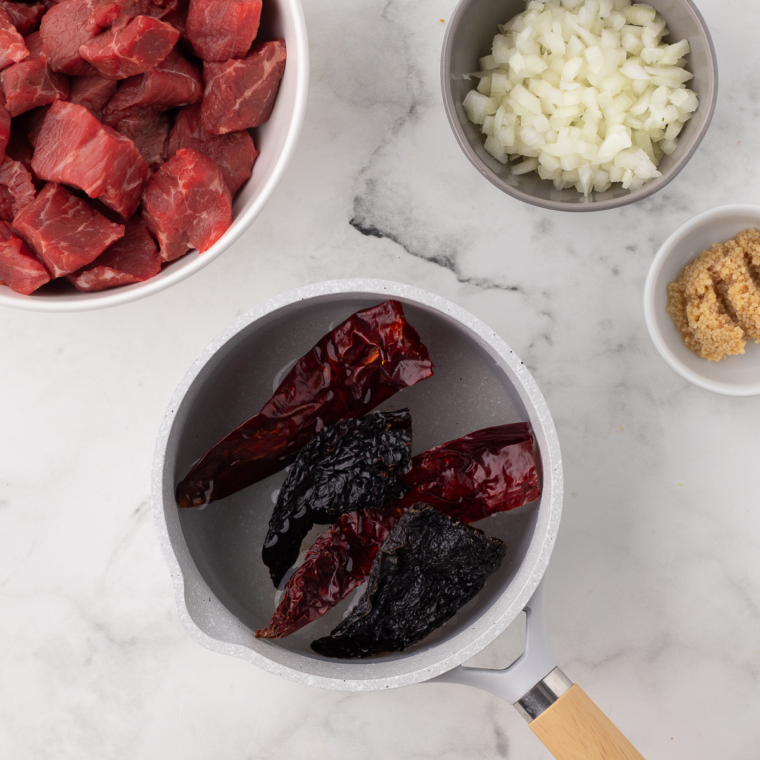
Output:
462 0 698 196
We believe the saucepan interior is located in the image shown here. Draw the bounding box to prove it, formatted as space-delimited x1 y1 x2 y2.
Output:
154 281 562 689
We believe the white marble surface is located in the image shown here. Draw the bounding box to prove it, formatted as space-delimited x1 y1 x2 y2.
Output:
2 0 759 757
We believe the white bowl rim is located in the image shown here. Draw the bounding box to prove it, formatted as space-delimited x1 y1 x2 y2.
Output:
643 204 760 396
0 0 310 313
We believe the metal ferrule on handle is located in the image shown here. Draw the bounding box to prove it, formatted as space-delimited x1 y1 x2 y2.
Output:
431 582 646 760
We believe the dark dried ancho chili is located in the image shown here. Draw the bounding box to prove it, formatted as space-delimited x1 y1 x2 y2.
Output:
398 422 540 521
311 505 506 658
255 507 404 639
175 300 433 509
262 409 413 587
257 422 540 638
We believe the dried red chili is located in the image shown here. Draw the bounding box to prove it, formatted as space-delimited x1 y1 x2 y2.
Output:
175 300 434 509
255 506 404 639
397 422 540 521
256 422 540 639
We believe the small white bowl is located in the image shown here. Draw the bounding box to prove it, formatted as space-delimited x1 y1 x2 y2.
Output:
0 0 309 313
644 205 760 396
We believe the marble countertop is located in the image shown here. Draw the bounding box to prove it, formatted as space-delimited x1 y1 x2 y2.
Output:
2 0 759 757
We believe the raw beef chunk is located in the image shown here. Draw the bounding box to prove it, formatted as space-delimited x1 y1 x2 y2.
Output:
0 103 9 159
103 48 202 122
168 104 258 194
32 101 150 218
110 107 169 168
39 0 174 75
142 147 230 261
69 75 118 119
186 0 261 62
0 1 45 35
80 15 179 79
14 182 124 276
39 0 119 76
201 39 285 135
0 220 50 294
0 156 35 216
68 215 160 290
1 32 69 117
0 8 28 70
311 506 506 658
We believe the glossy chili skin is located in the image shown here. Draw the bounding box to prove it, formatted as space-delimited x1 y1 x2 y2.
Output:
398 422 540 521
175 300 433 509
257 422 540 639
255 506 404 639
261 409 412 588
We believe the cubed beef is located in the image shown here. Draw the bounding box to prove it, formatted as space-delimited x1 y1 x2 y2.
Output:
0 103 9 159
186 0 261 62
110 107 169 168
39 0 120 75
168 104 257 195
0 156 35 217
0 220 50 294
1 32 69 117
201 39 285 135
14 183 124 276
68 215 160 290
32 100 150 218
69 75 118 119
80 15 179 79
39 0 173 76
0 1 45 35
142 147 230 261
0 7 29 70
103 48 202 123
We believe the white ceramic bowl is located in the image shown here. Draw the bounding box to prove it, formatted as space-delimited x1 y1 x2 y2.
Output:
0 0 309 312
644 205 760 396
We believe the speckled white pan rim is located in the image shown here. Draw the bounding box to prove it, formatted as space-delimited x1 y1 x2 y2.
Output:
0 0 310 313
152 279 564 691
644 205 760 396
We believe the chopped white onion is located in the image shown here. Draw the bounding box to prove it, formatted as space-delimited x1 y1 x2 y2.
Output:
463 0 698 195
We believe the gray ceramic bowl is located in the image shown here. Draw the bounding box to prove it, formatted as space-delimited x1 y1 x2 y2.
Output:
441 0 718 212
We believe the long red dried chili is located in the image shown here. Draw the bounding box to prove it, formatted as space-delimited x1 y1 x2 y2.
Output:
255 507 404 639
256 422 540 639
175 301 434 509
397 422 540 521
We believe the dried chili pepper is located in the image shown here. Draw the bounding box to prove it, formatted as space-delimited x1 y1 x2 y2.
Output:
256 422 540 639
255 506 404 639
175 300 433 509
311 506 506 658
397 422 539 521
262 409 413 587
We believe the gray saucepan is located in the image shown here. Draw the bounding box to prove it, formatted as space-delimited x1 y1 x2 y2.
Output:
152 279 646 759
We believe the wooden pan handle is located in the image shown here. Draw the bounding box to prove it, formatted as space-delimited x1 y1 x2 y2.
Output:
529 684 645 760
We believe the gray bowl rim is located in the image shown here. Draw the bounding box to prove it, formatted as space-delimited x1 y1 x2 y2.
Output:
152 279 564 690
441 0 718 213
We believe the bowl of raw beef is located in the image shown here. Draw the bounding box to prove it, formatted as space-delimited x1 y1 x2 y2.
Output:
0 0 308 311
